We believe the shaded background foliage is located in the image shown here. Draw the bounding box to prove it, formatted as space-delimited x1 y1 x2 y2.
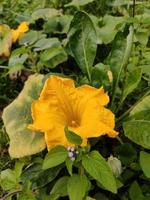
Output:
0 0 150 199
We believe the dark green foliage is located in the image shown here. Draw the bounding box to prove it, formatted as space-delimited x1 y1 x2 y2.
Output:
0 0 150 199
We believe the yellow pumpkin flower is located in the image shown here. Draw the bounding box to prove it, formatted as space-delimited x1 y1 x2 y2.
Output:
11 22 29 43
28 76 118 150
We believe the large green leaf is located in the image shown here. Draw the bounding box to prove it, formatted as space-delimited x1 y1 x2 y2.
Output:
67 174 89 200
140 151 150 178
130 95 150 117
106 32 126 86
82 151 117 193
123 120 150 149
106 26 134 106
121 68 142 102
68 11 97 81
2 74 46 158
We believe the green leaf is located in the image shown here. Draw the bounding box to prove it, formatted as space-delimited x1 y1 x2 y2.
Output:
123 120 150 149
32 167 62 189
135 30 149 45
0 169 19 191
106 32 126 85
139 65 150 74
85 197 96 200
97 15 124 44
114 143 137 166
19 30 39 45
65 0 94 7
130 95 150 117
39 42 67 69
33 38 60 51
129 181 145 200
42 146 68 170
82 151 117 193
91 63 110 88
18 181 36 200
8 49 28 74
8 49 28 67
44 15 73 34
50 176 69 197
18 192 36 200
122 68 142 102
140 151 150 178
67 174 89 200
64 126 82 146
94 193 108 200
66 157 73 176
31 8 60 21
107 26 134 106
2 74 46 158
0 161 24 191
68 11 97 81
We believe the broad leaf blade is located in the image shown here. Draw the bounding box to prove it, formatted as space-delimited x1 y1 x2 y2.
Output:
42 146 68 170
2 74 46 158
140 151 150 178
68 11 97 80
123 120 150 149
67 174 89 200
130 95 150 117
82 151 117 193
50 176 69 197
122 68 142 102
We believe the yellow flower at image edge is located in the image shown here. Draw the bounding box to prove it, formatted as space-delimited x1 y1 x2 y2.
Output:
28 76 118 150
11 22 29 43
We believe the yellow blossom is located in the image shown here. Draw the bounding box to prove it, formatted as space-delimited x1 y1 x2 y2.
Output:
11 22 29 43
28 76 118 150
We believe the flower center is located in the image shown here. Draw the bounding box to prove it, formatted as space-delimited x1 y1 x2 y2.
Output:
70 120 79 127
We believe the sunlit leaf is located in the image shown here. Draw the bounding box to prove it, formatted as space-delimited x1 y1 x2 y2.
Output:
2 74 46 158
0 24 12 57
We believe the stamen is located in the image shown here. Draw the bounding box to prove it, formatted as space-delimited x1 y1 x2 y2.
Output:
71 120 78 127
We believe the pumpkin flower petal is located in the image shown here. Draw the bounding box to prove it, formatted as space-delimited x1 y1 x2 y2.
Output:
28 75 118 150
77 85 109 106
11 22 29 43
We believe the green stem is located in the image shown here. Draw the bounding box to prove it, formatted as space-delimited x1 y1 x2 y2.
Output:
133 0 136 17
1 189 22 200
111 25 134 109
79 165 84 177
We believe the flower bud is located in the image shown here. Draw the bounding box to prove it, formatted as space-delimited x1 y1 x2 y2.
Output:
107 155 122 177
